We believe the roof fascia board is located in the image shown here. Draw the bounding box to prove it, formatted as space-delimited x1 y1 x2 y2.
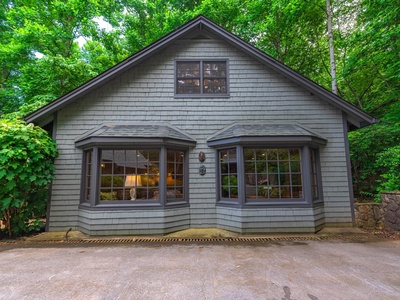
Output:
75 136 196 149
207 136 327 148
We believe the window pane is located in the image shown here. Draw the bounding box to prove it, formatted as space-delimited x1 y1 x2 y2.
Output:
220 148 238 200
177 62 200 77
177 79 200 94
245 148 303 200
166 150 185 202
268 161 278 173
203 62 226 77
292 186 303 198
84 150 92 202
267 149 278 160
290 161 301 172
292 173 302 185
289 149 300 160
99 149 160 201
280 161 290 173
244 149 254 161
278 149 289 160
203 79 227 94
245 162 255 173
280 186 291 198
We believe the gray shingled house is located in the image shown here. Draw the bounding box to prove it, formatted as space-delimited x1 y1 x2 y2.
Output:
25 16 375 235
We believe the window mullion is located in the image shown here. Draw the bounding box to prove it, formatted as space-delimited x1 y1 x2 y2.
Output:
301 145 312 203
159 147 167 206
90 147 99 207
237 145 245 207
200 61 204 94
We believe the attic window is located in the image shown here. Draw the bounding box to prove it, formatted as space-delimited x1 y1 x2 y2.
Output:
176 60 228 96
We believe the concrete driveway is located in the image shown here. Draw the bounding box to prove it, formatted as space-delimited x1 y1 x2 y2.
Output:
0 234 399 300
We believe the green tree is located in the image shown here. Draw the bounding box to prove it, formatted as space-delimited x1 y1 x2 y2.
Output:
231 0 330 86
345 0 400 200
0 119 58 237
339 0 399 111
376 145 400 193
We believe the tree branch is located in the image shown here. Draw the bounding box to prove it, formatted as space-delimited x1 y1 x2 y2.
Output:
370 98 399 114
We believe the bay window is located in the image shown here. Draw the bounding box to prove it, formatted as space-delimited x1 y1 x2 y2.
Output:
208 123 327 208
75 124 195 209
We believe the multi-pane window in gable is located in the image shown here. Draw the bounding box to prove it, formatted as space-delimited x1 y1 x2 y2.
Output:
176 62 200 94
176 61 227 95
203 62 227 94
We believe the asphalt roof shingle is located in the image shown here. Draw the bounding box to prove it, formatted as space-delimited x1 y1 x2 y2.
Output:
76 123 196 143
207 123 326 142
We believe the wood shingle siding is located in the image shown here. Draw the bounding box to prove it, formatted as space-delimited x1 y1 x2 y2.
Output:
45 38 350 234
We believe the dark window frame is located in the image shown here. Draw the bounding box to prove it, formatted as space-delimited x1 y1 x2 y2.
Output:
175 60 230 97
79 145 189 210
243 147 303 201
99 148 161 203
214 144 323 208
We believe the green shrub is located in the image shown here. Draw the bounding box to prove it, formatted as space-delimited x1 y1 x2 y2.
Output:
349 120 400 200
0 119 58 237
375 145 400 193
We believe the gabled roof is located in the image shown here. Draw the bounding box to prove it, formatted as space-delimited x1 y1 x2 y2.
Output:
25 15 376 128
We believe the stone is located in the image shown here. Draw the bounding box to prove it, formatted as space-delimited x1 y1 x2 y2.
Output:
373 206 382 219
387 202 399 212
385 211 397 224
359 205 370 214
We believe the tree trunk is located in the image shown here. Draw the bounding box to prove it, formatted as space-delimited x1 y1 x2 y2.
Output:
326 0 338 94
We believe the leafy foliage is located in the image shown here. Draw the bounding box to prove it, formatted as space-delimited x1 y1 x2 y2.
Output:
375 145 400 193
349 102 400 200
0 119 58 237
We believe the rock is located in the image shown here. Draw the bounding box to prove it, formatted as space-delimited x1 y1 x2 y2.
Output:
385 211 397 224
387 202 399 212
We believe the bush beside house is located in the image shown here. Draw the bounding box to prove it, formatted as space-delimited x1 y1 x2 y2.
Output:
0 119 58 237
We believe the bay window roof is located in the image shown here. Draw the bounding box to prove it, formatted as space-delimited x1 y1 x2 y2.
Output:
75 123 196 148
207 123 327 147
